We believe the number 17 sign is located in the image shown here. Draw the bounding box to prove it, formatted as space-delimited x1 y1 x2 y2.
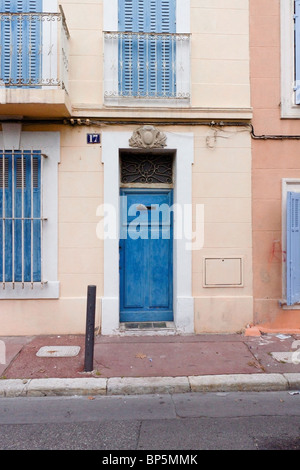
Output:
87 133 101 144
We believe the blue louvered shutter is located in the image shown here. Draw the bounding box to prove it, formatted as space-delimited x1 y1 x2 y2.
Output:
295 0 300 104
0 0 13 84
118 0 176 97
0 0 42 86
0 151 41 283
287 192 300 305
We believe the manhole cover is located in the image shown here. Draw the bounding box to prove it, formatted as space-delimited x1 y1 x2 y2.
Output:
36 346 81 358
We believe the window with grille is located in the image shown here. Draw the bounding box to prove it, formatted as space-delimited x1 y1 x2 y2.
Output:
0 0 42 87
0 150 43 286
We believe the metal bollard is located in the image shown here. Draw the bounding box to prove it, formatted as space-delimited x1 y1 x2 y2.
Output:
84 285 96 372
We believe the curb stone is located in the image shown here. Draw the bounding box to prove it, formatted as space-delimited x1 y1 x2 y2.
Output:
26 378 107 397
107 376 190 395
188 374 288 393
0 373 300 397
0 379 28 397
283 373 300 390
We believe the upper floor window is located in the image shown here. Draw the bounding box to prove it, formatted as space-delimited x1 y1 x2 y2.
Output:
0 0 69 90
104 0 190 106
118 0 176 98
0 0 42 87
281 0 300 116
294 0 300 103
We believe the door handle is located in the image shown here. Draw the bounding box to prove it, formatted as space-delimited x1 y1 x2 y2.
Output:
136 204 156 211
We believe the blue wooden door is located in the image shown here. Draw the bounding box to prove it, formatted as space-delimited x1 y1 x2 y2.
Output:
120 189 173 322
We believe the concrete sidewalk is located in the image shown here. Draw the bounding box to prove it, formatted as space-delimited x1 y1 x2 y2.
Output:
0 332 300 397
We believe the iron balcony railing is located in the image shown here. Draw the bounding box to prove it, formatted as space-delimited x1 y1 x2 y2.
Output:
104 31 190 101
0 8 69 91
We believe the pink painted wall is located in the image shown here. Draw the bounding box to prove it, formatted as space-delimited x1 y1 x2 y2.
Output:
250 0 300 331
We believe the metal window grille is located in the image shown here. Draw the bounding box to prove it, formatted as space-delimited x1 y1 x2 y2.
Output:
0 149 46 289
121 153 173 184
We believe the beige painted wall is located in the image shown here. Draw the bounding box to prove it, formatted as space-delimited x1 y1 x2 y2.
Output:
0 124 103 336
192 125 252 333
0 0 253 335
59 0 250 112
0 122 253 335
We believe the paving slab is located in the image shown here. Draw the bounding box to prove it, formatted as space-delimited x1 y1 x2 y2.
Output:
2 335 86 379
93 337 262 378
0 336 33 377
246 334 300 373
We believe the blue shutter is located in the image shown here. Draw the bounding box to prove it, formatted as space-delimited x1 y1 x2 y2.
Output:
0 152 13 282
155 0 176 97
0 0 42 86
0 0 14 84
118 0 176 97
287 191 300 305
295 0 300 104
14 151 41 282
0 151 41 283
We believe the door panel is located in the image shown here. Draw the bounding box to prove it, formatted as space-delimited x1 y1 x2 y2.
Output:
149 238 170 308
123 236 145 308
120 189 173 322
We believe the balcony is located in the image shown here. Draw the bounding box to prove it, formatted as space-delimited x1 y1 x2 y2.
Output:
0 8 71 118
104 31 190 107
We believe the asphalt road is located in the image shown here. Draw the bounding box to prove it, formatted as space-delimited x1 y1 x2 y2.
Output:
0 391 299 451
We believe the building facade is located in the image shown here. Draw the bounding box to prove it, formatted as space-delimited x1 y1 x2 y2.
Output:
250 0 300 333
0 0 253 336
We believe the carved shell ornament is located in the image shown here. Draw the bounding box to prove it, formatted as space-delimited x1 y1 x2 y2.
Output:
129 125 167 149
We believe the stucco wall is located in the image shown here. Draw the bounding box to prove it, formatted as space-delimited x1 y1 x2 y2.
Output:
59 0 251 111
0 0 253 335
192 125 252 333
250 0 300 330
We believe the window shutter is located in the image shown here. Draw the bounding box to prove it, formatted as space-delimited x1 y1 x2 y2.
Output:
0 151 41 284
0 153 12 282
295 0 300 104
0 0 42 86
155 0 176 97
14 151 41 282
118 0 176 97
287 191 300 305
0 1 14 83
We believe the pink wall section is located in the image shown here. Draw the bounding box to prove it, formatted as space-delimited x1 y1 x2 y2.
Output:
250 0 300 331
